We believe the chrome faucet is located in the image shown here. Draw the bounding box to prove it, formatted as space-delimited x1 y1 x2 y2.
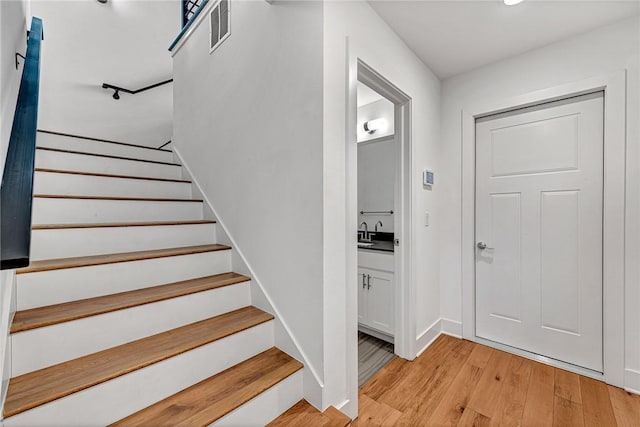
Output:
359 221 369 241
375 221 383 233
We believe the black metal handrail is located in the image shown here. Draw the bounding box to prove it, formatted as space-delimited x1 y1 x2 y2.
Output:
102 79 173 100
1 17 44 270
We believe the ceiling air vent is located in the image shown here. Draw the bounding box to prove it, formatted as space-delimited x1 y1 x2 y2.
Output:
209 0 230 53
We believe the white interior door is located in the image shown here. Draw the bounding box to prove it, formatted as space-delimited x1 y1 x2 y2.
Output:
475 92 604 372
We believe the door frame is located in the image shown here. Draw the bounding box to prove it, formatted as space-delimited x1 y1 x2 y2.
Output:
351 60 414 360
461 71 626 387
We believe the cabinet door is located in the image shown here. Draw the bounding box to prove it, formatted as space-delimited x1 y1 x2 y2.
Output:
365 270 394 335
357 270 367 324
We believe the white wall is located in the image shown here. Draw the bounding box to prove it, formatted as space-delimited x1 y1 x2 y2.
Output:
439 16 640 391
0 0 29 173
171 0 325 407
29 0 179 147
358 138 395 234
323 0 441 416
0 0 29 408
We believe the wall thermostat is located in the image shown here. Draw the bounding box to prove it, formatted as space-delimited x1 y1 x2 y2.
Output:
423 169 434 190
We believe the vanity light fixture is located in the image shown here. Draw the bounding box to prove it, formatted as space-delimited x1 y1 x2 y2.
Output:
504 0 523 5
363 118 387 134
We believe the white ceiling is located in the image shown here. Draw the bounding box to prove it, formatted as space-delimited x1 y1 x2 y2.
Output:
31 0 180 147
368 0 640 79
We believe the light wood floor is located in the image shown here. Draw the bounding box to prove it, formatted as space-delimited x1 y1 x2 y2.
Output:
354 334 640 426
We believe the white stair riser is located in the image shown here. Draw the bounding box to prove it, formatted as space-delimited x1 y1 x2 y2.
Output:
3 322 274 427
16 250 232 310
34 171 192 198
31 223 217 260
35 150 181 179
212 371 303 427
12 282 251 376
32 198 203 224
37 133 175 163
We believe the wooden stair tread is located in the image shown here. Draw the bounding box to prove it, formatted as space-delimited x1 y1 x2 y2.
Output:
11 272 250 333
268 400 351 427
36 146 180 166
110 347 303 426
4 306 274 418
33 194 202 202
37 129 173 153
32 220 216 230
35 168 191 183
17 244 230 274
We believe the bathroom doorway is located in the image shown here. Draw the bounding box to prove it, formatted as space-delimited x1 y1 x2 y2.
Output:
351 60 413 387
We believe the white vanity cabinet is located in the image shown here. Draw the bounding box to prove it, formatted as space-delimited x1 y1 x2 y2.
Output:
357 250 394 338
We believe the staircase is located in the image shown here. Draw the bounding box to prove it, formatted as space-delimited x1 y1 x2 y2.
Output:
2 133 308 425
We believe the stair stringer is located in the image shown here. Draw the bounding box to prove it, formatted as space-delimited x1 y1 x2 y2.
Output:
172 147 324 410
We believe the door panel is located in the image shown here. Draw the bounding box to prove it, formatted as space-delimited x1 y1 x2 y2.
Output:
540 190 580 334
475 91 604 372
366 270 394 335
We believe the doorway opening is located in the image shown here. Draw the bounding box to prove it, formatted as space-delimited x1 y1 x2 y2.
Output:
352 60 413 388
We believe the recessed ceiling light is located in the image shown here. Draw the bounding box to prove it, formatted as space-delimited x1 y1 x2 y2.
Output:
504 0 524 5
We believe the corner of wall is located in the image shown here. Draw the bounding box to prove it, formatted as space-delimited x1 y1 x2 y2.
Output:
171 146 324 410
0 270 17 416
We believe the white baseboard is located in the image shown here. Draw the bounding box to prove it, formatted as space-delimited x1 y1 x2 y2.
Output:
415 317 464 358
625 368 640 395
441 318 462 338
415 318 442 358
172 147 323 409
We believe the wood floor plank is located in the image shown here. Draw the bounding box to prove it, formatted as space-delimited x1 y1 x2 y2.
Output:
457 408 491 427
17 244 230 274
4 306 272 417
554 368 583 404
354 337 639 427
520 361 555 427
352 394 402 426
11 272 250 333
267 400 326 426
111 348 302 426
360 334 456 401
426 348 487 426
466 349 512 418
580 376 617 427
465 342 494 369
608 386 640 426
397 339 476 422
268 400 351 427
323 406 352 427
374 336 473 414
489 355 533 427
553 395 584 427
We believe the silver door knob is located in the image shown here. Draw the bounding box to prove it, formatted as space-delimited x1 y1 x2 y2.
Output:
477 242 494 250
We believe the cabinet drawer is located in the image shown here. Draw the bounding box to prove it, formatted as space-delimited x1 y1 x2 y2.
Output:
358 250 394 272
